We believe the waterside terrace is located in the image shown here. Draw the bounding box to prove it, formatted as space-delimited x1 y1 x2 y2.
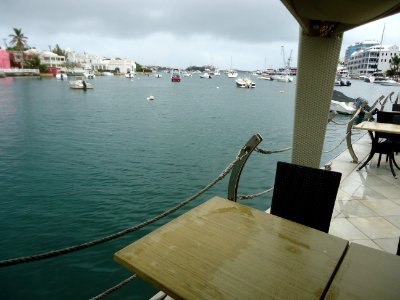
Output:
329 133 400 254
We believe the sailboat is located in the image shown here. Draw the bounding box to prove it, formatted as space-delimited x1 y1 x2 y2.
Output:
227 57 238 78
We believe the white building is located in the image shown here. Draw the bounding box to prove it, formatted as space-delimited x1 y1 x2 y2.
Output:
24 49 66 67
64 49 136 73
346 44 399 76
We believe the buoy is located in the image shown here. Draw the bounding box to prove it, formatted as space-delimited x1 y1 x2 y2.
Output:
279 90 285 93
147 95 155 100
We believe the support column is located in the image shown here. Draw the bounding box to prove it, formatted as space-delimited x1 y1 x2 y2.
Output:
292 30 343 168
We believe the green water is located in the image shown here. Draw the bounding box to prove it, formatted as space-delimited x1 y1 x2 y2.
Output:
0 74 395 299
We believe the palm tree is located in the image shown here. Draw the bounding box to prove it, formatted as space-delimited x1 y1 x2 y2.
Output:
8 28 28 51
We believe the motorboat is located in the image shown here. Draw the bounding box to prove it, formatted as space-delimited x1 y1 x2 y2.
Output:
102 72 114 76
84 71 96 79
227 70 238 78
235 77 256 88
330 100 356 115
378 79 400 86
334 78 351 86
200 72 212 79
55 73 67 80
154 73 162 78
171 69 181 82
257 73 274 80
69 79 93 90
272 74 294 82
125 72 134 78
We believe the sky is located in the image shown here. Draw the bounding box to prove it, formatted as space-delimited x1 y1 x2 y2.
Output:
1 0 399 70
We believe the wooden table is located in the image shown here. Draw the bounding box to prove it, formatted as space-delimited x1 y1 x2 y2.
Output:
324 243 400 299
354 121 400 177
115 196 349 300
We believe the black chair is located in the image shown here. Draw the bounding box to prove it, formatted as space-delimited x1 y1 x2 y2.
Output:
397 237 400 256
270 161 342 233
392 104 400 112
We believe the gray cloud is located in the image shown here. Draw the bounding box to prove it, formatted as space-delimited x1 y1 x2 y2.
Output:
1 0 399 69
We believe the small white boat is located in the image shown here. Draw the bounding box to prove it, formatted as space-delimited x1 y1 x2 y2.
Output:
56 73 67 80
330 100 356 115
102 72 114 76
200 72 212 79
273 74 294 82
334 78 351 86
235 77 256 88
227 70 238 78
125 72 134 78
83 72 95 79
377 79 400 86
257 74 274 80
147 95 155 100
69 79 93 89
154 73 162 78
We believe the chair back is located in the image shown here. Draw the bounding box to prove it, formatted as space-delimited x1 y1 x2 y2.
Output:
270 161 342 233
392 104 400 112
376 111 400 140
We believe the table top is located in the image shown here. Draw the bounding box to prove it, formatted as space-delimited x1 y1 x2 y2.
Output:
114 196 349 300
354 121 400 134
324 243 400 299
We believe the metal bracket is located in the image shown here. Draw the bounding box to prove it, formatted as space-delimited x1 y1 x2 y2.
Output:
227 134 263 202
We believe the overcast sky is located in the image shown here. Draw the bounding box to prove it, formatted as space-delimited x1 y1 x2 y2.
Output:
1 0 399 70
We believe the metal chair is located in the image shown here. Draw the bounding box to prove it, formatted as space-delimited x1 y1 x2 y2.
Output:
270 161 342 233
392 104 400 112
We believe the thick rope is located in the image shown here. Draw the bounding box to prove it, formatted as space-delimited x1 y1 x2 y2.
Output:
323 132 351 153
90 274 137 300
238 187 274 200
330 119 348 126
254 146 291 154
0 154 245 268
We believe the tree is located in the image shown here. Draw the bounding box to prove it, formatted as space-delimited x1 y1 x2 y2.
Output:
8 28 28 51
25 54 47 73
386 55 400 79
52 44 66 56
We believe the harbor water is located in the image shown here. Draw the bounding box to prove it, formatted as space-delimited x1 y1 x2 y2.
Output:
0 74 398 299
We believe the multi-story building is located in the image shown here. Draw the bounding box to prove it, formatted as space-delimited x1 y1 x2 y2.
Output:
344 40 379 63
65 49 136 73
346 44 399 76
24 48 66 68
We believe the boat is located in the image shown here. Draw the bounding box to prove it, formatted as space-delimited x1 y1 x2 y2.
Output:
102 72 114 76
366 71 387 83
147 95 155 100
235 77 256 88
334 78 351 86
154 73 162 78
55 73 67 80
125 72 134 78
171 69 181 82
272 73 294 82
330 100 356 115
377 79 400 86
200 72 212 79
84 71 96 79
227 70 238 78
257 73 274 80
69 79 93 90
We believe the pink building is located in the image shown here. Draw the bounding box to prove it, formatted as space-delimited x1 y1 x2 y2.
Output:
0 49 11 69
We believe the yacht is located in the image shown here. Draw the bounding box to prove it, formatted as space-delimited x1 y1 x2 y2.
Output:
227 70 238 78
235 77 256 88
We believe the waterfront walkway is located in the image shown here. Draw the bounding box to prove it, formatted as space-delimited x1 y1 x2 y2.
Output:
329 133 400 254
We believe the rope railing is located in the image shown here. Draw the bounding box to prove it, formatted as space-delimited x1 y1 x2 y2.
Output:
254 146 292 154
238 187 274 200
90 274 137 300
0 151 247 268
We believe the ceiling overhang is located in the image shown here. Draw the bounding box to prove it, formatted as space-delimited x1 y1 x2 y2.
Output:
280 0 400 37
